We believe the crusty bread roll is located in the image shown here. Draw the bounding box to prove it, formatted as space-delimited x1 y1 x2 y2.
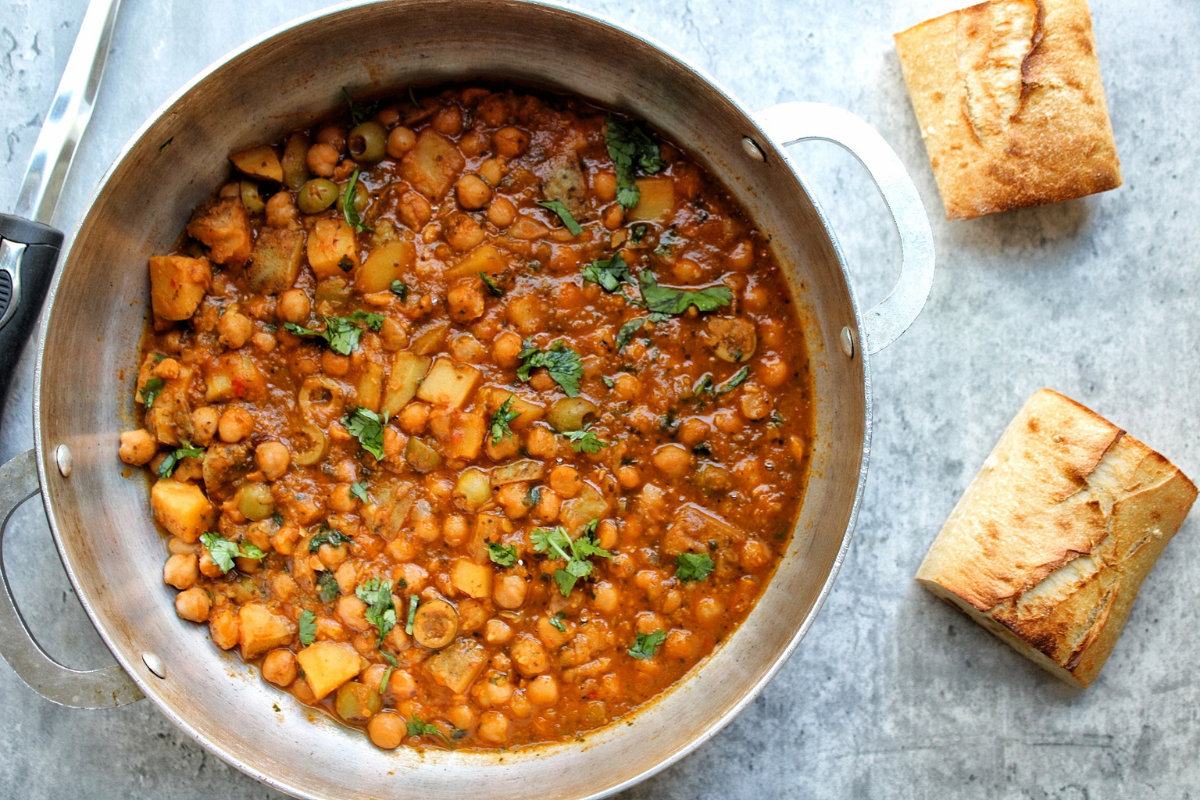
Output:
917 389 1196 688
894 0 1122 220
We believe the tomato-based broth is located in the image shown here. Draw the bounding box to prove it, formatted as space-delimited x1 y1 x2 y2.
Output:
119 85 813 751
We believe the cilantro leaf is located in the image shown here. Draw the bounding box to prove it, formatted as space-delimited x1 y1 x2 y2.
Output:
342 87 379 126
345 309 384 331
355 578 396 644
317 571 340 603
530 525 611 596
309 528 352 552
602 375 615 389
342 406 386 460
581 252 632 293
549 612 568 633
605 116 664 208
350 481 369 502
298 610 317 646
616 318 645 351
284 314 374 355
565 426 608 454
342 167 372 233
718 366 750 393
628 629 667 660
405 595 419 636
636 270 732 317
390 279 410 300
536 200 583 236
479 272 505 297
516 340 583 397
629 223 649 245
200 532 265 574
141 377 165 408
487 541 518 567
156 441 204 479
675 552 715 583
407 715 452 748
489 396 521 446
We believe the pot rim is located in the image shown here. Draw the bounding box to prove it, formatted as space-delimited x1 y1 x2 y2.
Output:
32 1 873 797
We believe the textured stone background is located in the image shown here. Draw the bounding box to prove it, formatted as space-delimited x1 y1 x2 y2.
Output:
2 0 1199 798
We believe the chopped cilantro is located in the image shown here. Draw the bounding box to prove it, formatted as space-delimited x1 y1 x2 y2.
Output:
487 541 518 567
407 715 452 748
350 481 369 502
771 410 786 428
317 571 340 603
628 629 667 660
536 200 583 235
629 223 649 245
309 529 352 552
549 612 568 633
200 532 265 574
355 578 396 644
675 552 715 583
530 525 612 596
654 227 681 258
581 252 632 293
341 406 386 460
342 87 379 126
338 255 354 273
516 340 583 397
141 377 165 408
405 595 419 636
605 116 664 208
390 280 410 300
488 396 521 445
616 318 646 351
635 270 732 318
479 272 505 297
156 441 204 478
565 426 609 454
342 167 373 233
284 314 376 355
345 309 384 331
719 366 751 393
602 375 615 389
298 610 317 646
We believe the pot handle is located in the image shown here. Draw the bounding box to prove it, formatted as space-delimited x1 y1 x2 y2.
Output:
0 449 143 708
755 102 934 355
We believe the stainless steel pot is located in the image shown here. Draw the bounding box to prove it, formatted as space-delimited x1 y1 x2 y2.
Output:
0 1 934 797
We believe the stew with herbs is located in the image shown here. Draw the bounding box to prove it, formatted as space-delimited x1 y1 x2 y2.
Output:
118 84 813 751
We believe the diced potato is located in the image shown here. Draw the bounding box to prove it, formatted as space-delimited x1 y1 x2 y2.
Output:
451 559 494 599
356 241 415 294
247 227 306 294
485 388 544 430
400 130 466 199
145 368 194 446
238 603 296 660
490 459 544 486
445 244 507 279
186 199 252 266
416 358 480 408
381 351 431 421
472 513 512 563
149 255 211 321
151 480 215 543
229 145 283 183
307 217 359 279
356 362 384 413
203 353 266 402
423 637 487 694
297 641 363 700
628 177 675 223
429 409 486 461
560 484 610 536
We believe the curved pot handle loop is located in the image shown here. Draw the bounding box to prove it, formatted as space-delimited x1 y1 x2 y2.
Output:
0 449 143 708
755 102 935 355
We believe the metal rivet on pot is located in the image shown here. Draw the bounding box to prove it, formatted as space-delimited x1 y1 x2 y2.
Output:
840 327 855 358
741 136 766 163
55 445 72 477
142 652 166 679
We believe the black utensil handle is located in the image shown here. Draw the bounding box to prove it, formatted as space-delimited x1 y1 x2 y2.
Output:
0 213 64 419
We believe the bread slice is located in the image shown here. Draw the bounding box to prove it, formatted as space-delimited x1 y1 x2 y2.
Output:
894 0 1122 219
917 389 1196 688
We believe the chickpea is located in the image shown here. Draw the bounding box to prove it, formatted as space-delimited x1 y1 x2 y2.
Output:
741 537 772 570
431 105 463 136
218 406 255 443
548 465 581 498
460 130 490 157
532 487 561 523
118 429 157 466
487 196 516 228
727 240 754 270
389 670 417 699
672 257 702 283
477 673 515 707
398 191 433 230
386 126 416 159
337 595 370 631
612 372 639 402
455 174 492 210
652 444 691 478
492 331 523 368
327 484 356 515
491 126 529 158
602 205 624 230
217 310 253 349
447 278 486 322
593 581 620 615
251 332 276 353
694 596 725 626
739 387 773 420
153 357 181 380
485 618 513 645
265 191 299 228
368 712 406 750
479 157 506 187
525 426 558 458
442 513 469 545
677 417 711 447
448 705 476 731
510 635 549 676
477 711 509 744
379 317 408 351
526 674 559 706
318 542 349 570
662 629 696 660
321 350 351 377
743 283 770 313
174 587 211 622
255 441 291 480
276 289 310 324
397 402 429 435
493 574 528 610
163 553 198 590
757 355 790 388
713 408 741 435
262 649 298 687
315 124 347 153
306 142 340 177
291 677 316 705
616 465 641 490
445 213 485 251
592 171 617 202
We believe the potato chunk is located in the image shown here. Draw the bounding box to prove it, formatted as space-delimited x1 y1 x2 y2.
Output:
627 177 675 223
400 130 465 199
445 244 507 279
229 145 283 183
203 353 267 402
150 480 215 543
451 559 493 600
238 603 296 660
356 240 415 294
416 357 480 408
247 227 306 294
307 217 359 279
149 255 211 321
297 641 363 700
186 199 252 266
429 408 486 461
423 637 487 694
381 352 431 421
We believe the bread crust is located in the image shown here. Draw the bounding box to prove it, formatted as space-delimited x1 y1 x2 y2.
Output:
917 389 1196 688
894 0 1122 220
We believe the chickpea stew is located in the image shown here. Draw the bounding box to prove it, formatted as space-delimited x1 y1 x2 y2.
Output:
120 85 814 751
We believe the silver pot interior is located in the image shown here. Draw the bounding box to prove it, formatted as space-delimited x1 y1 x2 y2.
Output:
35 1 866 797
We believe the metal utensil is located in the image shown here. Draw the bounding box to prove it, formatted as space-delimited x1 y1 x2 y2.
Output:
0 0 122 417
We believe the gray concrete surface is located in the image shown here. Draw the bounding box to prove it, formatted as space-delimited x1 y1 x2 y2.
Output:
2 0 1199 797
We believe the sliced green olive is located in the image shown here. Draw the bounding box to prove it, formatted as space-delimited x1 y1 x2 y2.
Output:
339 181 370 216
547 397 598 432
239 181 266 215
348 121 387 163
281 132 311 191
334 681 381 723
236 482 275 521
297 178 338 214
